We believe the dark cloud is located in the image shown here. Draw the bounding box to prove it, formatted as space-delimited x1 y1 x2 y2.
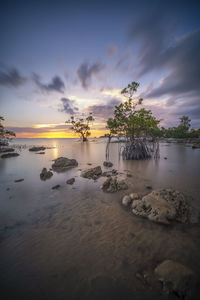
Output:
129 5 200 125
147 30 200 99
33 74 65 93
87 98 120 120
59 97 79 115
0 67 26 87
77 61 104 89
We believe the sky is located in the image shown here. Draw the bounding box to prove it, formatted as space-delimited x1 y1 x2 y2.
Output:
0 0 200 138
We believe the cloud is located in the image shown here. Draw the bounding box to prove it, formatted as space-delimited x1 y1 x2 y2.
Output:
59 97 79 115
87 98 120 120
33 74 65 93
6 124 71 133
77 61 104 89
0 67 26 87
129 6 200 126
106 44 118 56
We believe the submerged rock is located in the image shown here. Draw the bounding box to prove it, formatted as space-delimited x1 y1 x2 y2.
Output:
103 161 113 167
66 178 75 185
132 189 195 224
35 151 45 154
155 260 195 298
14 178 24 182
52 184 60 190
40 168 53 180
81 166 102 179
1 153 19 158
52 157 78 172
29 146 46 152
102 177 128 193
0 147 15 153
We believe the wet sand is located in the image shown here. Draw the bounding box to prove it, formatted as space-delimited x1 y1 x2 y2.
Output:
0 139 200 299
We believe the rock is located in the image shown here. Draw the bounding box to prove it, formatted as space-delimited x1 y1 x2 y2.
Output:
52 184 60 190
126 173 132 177
66 178 75 184
103 161 113 167
132 189 195 224
40 168 53 180
102 171 111 177
29 146 46 152
81 166 102 179
0 147 15 153
154 260 195 298
14 178 24 182
164 157 168 159
192 144 200 149
1 153 19 158
122 195 132 206
52 157 78 172
35 152 45 154
87 163 92 165
111 169 118 175
102 177 128 193
130 193 140 201
145 185 152 189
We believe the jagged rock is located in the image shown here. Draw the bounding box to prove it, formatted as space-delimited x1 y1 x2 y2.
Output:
14 178 24 182
154 260 195 298
102 177 128 193
66 178 75 184
81 166 102 179
103 161 113 167
1 153 19 158
52 157 78 172
102 171 111 177
122 195 132 206
29 146 46 152
40 168 53 180
132 189 195 224
0 147 15 153
52 184 60 190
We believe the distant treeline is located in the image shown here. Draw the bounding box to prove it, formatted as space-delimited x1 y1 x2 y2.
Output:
150 116 200 138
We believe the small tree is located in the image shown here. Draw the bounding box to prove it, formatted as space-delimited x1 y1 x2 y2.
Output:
0 116 15 145
106 82 160 160
66 113 94 141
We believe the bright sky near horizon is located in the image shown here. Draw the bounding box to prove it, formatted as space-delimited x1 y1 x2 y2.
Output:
0 0 200 138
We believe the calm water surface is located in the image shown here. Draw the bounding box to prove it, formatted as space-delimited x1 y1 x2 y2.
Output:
0 138 200 300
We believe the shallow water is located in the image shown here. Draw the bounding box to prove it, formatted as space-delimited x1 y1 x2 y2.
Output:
0 138 200 299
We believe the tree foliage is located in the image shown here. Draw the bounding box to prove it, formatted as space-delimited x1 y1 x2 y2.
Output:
106 81 160 139
0 116 15 144
67 113 94 141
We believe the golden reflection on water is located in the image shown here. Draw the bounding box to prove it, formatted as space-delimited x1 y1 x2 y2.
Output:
52 141 58 159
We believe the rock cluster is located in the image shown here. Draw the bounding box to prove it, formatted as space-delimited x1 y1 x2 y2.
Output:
132 189 194 224
102 177 128 193
122 193 140 206
40 168 53 180
52 157 78 172
81 166 102 180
